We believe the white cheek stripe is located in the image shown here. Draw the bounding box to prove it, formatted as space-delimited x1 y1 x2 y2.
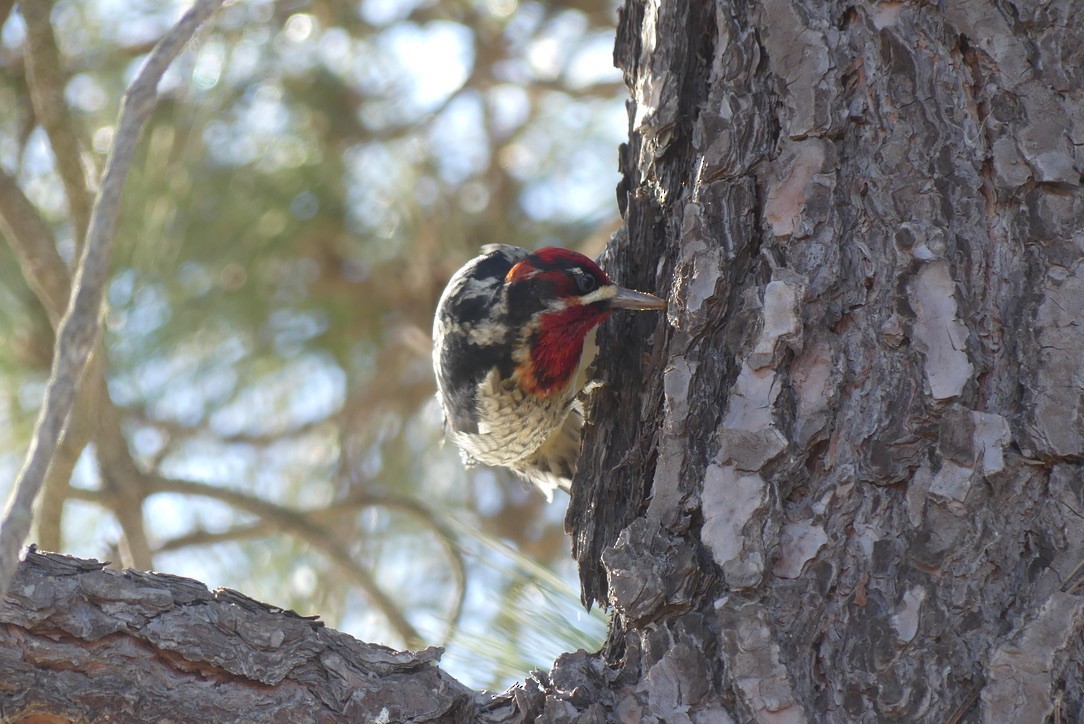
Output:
577 285 618 306
544 284 616 312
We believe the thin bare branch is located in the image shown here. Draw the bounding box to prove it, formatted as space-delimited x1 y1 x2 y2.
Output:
22 1 93 243
0 171 71 326
0 173 153 566
0 173 93 554
92 375 153 569
137 475 428 649
0 0 225 599
30 404 89 551
151 491 469 645
129 408 340 450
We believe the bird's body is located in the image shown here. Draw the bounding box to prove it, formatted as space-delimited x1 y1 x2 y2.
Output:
432 245 664 499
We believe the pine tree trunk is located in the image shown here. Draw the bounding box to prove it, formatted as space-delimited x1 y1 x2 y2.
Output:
3 1 1083 721
567 0 1084 721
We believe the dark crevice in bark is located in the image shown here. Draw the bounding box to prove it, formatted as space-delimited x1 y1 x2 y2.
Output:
571 0 721 613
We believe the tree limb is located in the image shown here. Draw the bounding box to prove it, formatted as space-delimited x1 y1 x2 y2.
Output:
0 168 155 566
91 375 154 569
0 173 143 560
0 548 481 722
0 0 225 599
0 172 71 327
22 1 94 244
0 173 88 552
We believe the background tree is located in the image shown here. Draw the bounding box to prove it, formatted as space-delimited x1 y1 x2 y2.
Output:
4 0 1084 721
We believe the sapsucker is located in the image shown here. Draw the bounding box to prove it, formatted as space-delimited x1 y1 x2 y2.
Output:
432 245 665 500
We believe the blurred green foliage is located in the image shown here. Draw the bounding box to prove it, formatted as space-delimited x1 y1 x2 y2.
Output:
0 0 623 689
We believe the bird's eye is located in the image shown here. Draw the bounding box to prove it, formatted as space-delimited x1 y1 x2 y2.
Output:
575 272 597 295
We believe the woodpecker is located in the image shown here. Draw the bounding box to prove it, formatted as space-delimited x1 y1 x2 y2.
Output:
432 245 665 500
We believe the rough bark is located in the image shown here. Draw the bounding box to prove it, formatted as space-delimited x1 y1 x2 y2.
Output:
0 549 631 722
4 1 1084 722
0 549 478 722
567 0 1084 721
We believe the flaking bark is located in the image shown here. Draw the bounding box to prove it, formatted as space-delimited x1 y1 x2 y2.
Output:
0 549 479 722
568 0 1084 721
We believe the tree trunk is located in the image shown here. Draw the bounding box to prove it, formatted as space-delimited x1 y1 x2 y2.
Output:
567 0 1084 721
4 1 1084 721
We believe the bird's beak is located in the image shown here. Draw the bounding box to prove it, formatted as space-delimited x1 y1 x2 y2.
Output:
609 286 666 311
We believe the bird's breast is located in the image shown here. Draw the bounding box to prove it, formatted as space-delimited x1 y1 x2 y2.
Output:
453 369 576 468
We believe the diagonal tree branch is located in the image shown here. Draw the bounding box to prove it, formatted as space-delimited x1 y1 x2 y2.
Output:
0 169 154 566
137 476 429 649
91 374 154 569
65 482 439 648
0 174 105 555
0 0 225 599
150 491 469 646
21 1 94 244
0 172 71 327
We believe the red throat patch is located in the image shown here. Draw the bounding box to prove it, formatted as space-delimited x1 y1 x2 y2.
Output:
515 304 612 396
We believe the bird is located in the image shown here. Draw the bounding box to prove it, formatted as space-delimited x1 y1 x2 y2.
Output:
432 244 665 500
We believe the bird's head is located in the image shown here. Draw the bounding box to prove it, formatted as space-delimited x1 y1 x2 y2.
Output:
504 247 665 396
